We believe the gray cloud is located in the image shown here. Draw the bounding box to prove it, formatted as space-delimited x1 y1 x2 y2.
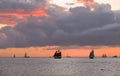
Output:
0 3 120 48
0 0 47 12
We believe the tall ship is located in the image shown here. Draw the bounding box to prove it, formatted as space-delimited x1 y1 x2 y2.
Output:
89 50 95 59
53 50 62 59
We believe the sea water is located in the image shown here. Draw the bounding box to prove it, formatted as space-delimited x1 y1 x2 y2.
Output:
0 58 120 76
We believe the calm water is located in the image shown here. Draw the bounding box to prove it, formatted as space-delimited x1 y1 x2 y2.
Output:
0 58 120 76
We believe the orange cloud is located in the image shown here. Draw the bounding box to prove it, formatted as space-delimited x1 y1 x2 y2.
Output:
77 0 95 6
0 9 49 17
0 7 49 26
0 17 17 26
31 9 49 17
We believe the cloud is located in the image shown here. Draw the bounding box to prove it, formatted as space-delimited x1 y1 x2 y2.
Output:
0 0 49 26
0 1 120 48
77 0 95 6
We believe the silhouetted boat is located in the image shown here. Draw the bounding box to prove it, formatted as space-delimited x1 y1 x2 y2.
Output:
113 56 118 58
24 52 30 58
66 56 71 58
53 50 62 59
102 54 107 58
66 53 71 58
89 50 95 59
13 54 16 58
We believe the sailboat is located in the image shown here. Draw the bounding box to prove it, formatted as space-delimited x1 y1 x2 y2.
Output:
13 54 16 58
24 52 30 58
66 53 71 58
89 50 95 59
102 54 107 58
53 50 62 59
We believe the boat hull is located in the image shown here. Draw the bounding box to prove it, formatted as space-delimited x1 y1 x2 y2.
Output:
54 56 62 59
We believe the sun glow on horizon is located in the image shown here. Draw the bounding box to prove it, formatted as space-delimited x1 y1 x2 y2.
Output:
0 46 120 57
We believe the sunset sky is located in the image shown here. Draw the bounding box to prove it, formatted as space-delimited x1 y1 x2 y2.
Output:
0 0 120 57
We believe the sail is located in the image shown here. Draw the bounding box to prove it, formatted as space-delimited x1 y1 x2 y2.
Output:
13 54 16 58
102 54 107 58
89 50 95 59
53 50 62 59
24 52 30 58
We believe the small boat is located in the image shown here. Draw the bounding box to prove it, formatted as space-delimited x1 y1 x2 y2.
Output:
102 54 107 58
113 56 117 58
53 50 62 59
89 50 95 59
24 52 30 58
13 54 16 58
66 56 71 58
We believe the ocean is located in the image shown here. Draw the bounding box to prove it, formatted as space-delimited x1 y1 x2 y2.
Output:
0 58 120 76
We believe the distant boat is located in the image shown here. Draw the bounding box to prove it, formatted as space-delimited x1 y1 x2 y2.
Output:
13 54 16 58
66 53 71 58
66 56 71 58
24 52 30 58
53 50 62 59
89 50 95 59
113 56 118 58
102 54 107 58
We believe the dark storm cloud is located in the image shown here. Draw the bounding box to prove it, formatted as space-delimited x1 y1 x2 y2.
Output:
0 3 120 48
0 0 47 11
0 0 33 11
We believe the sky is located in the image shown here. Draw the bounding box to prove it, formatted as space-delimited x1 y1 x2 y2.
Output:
0 0 120 57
